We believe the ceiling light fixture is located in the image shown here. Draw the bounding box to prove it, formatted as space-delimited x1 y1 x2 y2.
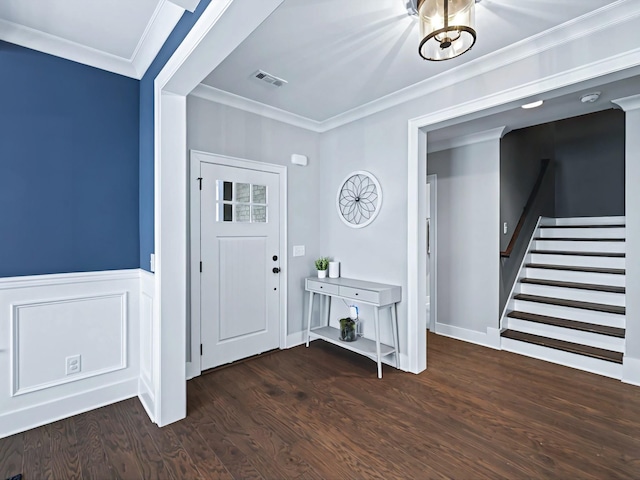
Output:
408 0 478 61
521 100 544 109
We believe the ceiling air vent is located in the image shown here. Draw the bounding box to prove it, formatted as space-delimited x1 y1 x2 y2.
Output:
252 70 288 88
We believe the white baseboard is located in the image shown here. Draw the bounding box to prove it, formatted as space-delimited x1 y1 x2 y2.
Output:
138 376 156 424
0 377 138 439
623 356 640 387
286 331 310 348
435 322 501 350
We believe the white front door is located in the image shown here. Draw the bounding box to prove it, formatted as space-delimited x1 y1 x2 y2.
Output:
199 162 281 370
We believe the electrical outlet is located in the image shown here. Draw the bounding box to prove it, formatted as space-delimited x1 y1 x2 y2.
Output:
150 253 156 272
503 222 508 234
66 355 81 375
293 245 305 257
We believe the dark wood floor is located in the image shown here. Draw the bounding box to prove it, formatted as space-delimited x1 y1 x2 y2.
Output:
2 332 640 479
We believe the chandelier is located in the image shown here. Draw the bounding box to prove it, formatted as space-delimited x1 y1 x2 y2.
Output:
408 0 477 61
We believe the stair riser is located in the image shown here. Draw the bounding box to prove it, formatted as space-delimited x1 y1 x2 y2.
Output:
517 283 625 306
501 338 623 379
505 317 625 352
533 240 625 253
541 216 626 227
538 227 625 238
524 267 625 286
511 299 625 328
529 253 624 269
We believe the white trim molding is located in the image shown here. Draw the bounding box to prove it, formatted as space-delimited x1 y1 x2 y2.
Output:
623 357 640 387
612 94 640 112
190 84 324 131
435 323 502 350
428 126 509 153
169 0 202 13
0 1 199 79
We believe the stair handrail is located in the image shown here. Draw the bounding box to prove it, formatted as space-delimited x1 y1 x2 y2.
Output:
500 158 551 258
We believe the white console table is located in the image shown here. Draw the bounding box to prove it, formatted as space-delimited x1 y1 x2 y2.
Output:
305 277 402 378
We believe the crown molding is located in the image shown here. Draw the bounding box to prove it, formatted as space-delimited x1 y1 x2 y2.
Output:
130 1 186 78
0 17 138 78
0 0 201 79
428 126 509 153
612 94 640 112
195 0 640 133
169 0 201 12
190 83 324 131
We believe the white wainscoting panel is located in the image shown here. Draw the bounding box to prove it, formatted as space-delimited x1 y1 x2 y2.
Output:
139 269 156 423
12 293 127 396
0 269 140 439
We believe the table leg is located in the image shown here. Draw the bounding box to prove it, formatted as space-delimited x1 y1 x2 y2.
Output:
305 291 314 347
391 303 400 369
326 296 332 326
374 307 382 379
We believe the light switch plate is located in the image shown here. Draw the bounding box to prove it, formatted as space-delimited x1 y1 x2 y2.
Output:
150 253 155 272
293 245 305 257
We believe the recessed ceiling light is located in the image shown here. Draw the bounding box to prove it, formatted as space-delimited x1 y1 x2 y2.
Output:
521 100 543 109
580 92 601 103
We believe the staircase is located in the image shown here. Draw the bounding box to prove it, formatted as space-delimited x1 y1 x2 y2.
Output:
500 216 626 378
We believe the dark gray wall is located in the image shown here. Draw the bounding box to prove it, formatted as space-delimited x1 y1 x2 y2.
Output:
500 124 554 251
553 109 625 218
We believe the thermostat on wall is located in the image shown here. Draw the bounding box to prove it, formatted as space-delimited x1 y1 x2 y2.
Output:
291 154 308 166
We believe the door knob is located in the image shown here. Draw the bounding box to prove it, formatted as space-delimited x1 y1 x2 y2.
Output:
272 267 281 274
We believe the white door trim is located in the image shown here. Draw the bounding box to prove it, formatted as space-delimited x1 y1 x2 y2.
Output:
406 48 640 375
426 174 437 333
153 0 284 427
188 150 288 380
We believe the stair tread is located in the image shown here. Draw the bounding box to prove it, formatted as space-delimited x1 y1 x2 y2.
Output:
530 250 625 257
525 263 625 275
501 330 623 363
520 278 625 294
535 237 625 242
514 293 625 315
539 224 625 228
507 311 625 338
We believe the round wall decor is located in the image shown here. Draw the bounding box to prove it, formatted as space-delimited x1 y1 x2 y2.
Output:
336 171 382 228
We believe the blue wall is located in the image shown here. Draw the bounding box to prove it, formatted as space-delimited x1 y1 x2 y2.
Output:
0 42 140 277
139 0 212 271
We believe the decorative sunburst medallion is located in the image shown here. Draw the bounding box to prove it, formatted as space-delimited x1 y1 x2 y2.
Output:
336 171 382 228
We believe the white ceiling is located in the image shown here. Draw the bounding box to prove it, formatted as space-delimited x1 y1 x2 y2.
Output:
201 0 621 123
0 0 200 78
1 0 636 131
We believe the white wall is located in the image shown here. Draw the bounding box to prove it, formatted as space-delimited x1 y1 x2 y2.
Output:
186 95 322 338
319 115 410 358
0 270 140 438
428 141 500 335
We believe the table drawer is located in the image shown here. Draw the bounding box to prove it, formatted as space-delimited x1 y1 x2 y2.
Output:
307 280 340 295
339 286 379 303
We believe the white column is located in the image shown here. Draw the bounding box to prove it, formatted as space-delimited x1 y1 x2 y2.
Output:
612 94 640 386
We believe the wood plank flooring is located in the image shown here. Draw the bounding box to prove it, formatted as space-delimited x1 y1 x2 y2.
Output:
2 332 640 479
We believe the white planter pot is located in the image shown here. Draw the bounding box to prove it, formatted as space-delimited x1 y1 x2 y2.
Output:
317 269 327 278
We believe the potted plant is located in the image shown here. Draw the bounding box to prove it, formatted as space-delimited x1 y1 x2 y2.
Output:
314 257 329 278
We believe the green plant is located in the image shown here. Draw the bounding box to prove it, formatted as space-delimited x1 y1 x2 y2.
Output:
314 256 329 271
